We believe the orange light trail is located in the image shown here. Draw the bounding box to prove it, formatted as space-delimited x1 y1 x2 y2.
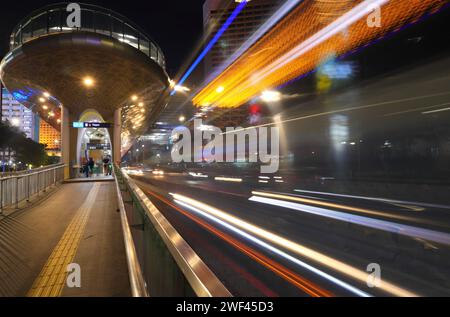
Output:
144 189 333 297
193 0 447 108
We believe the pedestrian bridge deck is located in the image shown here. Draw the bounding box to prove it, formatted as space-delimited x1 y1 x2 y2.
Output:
0 181 130 297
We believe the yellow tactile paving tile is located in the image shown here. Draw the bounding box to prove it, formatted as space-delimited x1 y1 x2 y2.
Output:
27 184 100 297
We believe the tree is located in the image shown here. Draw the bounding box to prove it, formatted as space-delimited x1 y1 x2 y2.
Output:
0 121 50 168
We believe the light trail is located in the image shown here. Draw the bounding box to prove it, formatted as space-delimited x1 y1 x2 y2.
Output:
172 0 249 95
253 191 423 223
174 199 369 297
422 107 450 114
221 92 450 135
294 189 450 210
194 0 445 108
244 0 389 93
170 193 417 297
202 0 304 87
144 189 332 297
249 194 450 247
215 177 243 183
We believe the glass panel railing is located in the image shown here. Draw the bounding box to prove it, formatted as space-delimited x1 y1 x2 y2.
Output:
9 4 166 70
48 8 62 34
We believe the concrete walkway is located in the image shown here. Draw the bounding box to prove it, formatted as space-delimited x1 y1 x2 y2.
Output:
0 181 130 297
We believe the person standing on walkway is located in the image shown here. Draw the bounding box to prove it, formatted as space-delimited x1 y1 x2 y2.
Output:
103 156 111 176
88 158 95 177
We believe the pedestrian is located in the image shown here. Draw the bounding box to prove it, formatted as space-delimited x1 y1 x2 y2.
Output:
88 157 95 177
103 156 111 176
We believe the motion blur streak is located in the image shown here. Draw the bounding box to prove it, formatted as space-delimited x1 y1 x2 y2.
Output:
202 0 303 86
172 0 248 94
145 190 332 297
221 92 450 135
171 194 417 297
252 191 425 223
249 194 450 246
215 177 243 183
174 199 368 297
294 189 450 210
193 0 446 108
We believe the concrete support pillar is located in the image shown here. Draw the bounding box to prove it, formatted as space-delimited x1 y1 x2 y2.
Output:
113 108 122 165
61 106 71 180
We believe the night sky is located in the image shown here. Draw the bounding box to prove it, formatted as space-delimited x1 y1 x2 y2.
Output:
0 0 206 76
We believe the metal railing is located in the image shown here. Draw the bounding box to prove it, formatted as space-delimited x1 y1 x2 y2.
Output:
0 164 65 212
114 165 232 297
9 2 165 69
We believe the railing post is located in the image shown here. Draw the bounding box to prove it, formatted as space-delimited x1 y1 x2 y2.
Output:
43 171 46 193
37 172 40 197
0 179 3 215
15 177 19 209
27 174 30 202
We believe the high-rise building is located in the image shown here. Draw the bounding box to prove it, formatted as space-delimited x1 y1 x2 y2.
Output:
203 0 282 75
1 87 40 141
39 120 61 157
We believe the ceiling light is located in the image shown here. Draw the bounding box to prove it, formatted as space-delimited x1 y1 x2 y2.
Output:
83 77 94 87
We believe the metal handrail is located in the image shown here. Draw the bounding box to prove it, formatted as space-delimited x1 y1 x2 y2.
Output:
9 2 165 69
115 165 232 297
113 170 149 297
0 163 64 178
0 164 65 213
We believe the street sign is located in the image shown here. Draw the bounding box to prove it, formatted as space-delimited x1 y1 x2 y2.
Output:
73 122 112 128
87 143 111 150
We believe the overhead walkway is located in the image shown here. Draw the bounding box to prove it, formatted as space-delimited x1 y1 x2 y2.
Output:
0 180 130 297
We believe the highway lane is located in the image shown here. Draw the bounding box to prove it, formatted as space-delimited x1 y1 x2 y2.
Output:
128 171 450 297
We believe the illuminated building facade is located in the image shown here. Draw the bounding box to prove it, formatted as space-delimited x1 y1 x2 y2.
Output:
39 119 61 156
203 0 282 75
1 87 39 141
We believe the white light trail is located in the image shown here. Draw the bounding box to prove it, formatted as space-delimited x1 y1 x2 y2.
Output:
215 177 243 183
249 195 450 246
174 199 370 297
251 0 390 87
294 189 450 210
202 0 304 87
170 193 417 297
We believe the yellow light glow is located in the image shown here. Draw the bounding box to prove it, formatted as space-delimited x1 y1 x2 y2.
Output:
83 77 94 87
132 95 138 101
193 0 444 108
